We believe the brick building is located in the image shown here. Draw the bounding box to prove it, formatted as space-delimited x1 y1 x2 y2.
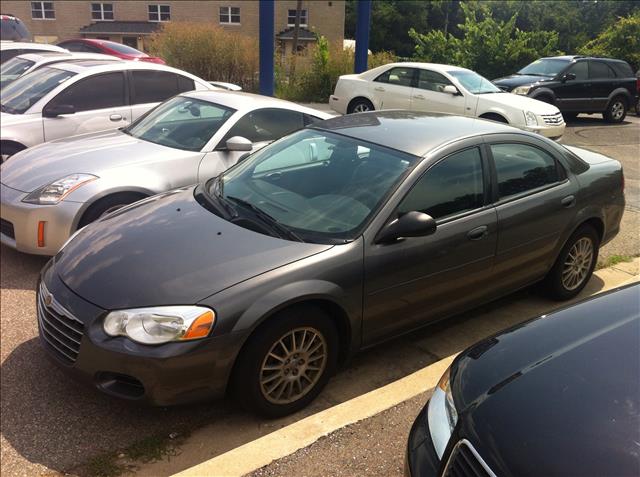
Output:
1 1 345 52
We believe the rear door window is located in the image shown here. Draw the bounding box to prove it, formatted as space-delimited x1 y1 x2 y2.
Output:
490 143 562 199
47 72 126 112
589 61 615 79
131 70 182 104
374 67 416 87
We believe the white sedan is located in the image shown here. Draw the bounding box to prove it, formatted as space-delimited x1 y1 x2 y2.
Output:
330 62 565 139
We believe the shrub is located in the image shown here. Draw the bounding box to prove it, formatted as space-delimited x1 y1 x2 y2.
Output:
578 12 640 71
276 37 397 102
147 22 259 91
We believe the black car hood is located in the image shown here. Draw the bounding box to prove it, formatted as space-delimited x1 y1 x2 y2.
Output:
55 186 333 310
451 285 640 477
492 74 552 90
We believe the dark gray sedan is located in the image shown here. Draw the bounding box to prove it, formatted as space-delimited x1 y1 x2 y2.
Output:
38 112 624 417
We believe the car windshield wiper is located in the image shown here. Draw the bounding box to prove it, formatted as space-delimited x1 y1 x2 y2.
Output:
226 195 304 242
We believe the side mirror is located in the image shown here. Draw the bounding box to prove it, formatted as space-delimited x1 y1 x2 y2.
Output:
443 85 459 95
561 72 576 83
43 104 76 118
226 136 252 151
376 211 437 244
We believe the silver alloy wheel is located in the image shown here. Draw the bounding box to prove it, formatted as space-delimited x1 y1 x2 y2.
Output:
259 327 327 405
562 237 594 291
611 100 625 120
353 102 371 113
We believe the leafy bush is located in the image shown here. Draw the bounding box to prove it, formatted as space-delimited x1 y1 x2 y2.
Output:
410 2 561 79
578 12 640 71
276 37 397 102
147 22 259 91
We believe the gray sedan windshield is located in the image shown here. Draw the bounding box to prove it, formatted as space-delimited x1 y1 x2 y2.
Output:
448 70 501 94
1 66 75 114
125 96 235 151
216 129 417 242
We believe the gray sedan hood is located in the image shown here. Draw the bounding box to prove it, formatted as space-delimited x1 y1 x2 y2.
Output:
0 129 178 192
54 186 333 309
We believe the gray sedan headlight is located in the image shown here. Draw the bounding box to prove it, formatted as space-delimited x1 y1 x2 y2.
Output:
104 306 215 345
428 366 458 459
23 173 97 205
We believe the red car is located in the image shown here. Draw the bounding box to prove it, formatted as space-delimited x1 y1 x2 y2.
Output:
57 38 164 64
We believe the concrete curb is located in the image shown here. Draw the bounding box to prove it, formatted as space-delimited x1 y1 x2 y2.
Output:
173 355 456 477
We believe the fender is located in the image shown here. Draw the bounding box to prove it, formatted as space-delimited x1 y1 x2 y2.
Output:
529 87 556 103
606 87 632 106
550 204 606 268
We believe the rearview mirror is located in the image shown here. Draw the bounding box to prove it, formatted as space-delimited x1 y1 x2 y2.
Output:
226 136 252 151
443 85 459 95
42 104 76 118
561 72 576 82
376 211 437 244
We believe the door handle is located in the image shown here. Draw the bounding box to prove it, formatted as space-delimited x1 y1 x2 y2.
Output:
374 87 385 92
413 94 425 100
109 114 123 122
467 225 488 241
561 195 576 208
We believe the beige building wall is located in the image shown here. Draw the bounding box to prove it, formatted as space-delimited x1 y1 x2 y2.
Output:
2 1 345 47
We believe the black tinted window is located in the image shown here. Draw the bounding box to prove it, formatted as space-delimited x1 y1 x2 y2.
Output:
609 61 633 78
398 148 484 220
177 75 195 93
132 70 180 104
589 61 615 79
416 69 452 92
58 41 83 52
221 108 304 144
47 72 125 112
491 143 560 199
567 61 588 80
374 67 415 87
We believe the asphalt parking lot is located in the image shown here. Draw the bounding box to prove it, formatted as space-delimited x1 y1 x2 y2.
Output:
1 114 638 477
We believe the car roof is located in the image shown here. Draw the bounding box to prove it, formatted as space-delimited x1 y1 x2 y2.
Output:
16 51 120 62
45 60 202 77
312 110 524 156
182 90 335 118
0 41 66 51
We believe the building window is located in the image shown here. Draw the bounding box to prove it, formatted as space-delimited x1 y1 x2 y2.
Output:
219 6 240 24
148 4 170 22
287 9 307 27
31 1 55 20
91 3 114 21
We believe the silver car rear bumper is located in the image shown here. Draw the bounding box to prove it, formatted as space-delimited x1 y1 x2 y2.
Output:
0 182 82 255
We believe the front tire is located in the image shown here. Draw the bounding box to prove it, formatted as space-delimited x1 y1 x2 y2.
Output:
604 96 627 123
347 97 374 114
545 225 599 300
232 305 338 418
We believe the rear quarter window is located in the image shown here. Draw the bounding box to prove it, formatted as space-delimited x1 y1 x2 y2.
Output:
609 61 634 78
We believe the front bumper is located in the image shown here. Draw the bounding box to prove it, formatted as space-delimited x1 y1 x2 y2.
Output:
0 182 82 255
406 400 441 477
38 261 246 406
525 115 565 140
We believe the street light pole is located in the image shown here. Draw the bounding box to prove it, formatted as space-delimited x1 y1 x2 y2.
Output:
354 0 372 73
259 0 275 96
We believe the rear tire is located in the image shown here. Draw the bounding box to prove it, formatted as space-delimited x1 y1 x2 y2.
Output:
545 225 599 300
347 98 374 114
232 305 338 418
78 192 146 228
603 96 627 123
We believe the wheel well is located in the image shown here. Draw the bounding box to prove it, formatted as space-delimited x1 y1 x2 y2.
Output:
226 299 353 395
581 217 604 242
1 140 27 153
608 94 628 107
479 112 508 123
348 96 373 110
534 94 554 104
77 191 148 229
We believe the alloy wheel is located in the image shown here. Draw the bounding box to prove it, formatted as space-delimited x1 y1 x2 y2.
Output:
259 327 327 405
353 103 371 113
562 237 594 291
611 101 625 120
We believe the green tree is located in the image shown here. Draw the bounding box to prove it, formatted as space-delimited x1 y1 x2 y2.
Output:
410 2 560 78
578 11 640 70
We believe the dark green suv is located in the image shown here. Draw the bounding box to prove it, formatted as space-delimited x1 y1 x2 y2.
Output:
493 56 638 123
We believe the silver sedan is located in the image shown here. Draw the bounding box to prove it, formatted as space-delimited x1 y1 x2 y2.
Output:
0 90 332 255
